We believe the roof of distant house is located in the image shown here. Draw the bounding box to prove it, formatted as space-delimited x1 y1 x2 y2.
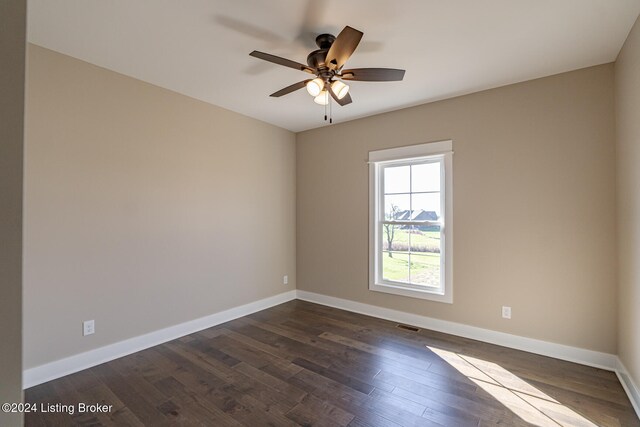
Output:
394 209 438 221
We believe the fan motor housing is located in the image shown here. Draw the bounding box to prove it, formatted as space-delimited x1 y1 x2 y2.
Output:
306 49 329 69
307 33 337 69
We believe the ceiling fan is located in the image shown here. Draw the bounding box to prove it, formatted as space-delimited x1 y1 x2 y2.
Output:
249 26 405 120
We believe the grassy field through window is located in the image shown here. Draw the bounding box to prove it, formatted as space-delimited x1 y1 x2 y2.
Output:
382 228 441 286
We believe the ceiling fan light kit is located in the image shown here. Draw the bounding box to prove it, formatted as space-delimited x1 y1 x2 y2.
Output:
306 77 324 96
331 80 349 99
314 90 329 106
249 25 405 123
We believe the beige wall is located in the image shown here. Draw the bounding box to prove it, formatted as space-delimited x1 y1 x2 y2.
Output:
24 45 296 369
616 15 640 388
297 64 617 353
0 0 26 425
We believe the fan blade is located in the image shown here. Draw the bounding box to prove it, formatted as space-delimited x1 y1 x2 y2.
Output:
270 80 309 97
325 26 363 70
328 85 353 106
339 92 353 105
340 68 405 81
249 51 315 74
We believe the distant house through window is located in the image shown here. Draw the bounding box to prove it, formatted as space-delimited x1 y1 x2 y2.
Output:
369 141 453 303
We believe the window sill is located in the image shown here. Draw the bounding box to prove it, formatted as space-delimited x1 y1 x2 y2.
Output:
369 282 453 304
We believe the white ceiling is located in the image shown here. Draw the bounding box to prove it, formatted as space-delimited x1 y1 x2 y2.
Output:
28 0 640 132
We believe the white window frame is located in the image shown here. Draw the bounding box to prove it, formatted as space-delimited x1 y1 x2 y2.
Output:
368 140 453 303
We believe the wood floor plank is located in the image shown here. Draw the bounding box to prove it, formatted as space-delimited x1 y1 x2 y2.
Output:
25 300 639 427
347 415 403 427
286 397 355 427
292 357 376 395
290 393 355 426
151 375 245 427
318 331 433 371
25 382 75 426
79 383 146 427
233 361 308 403
51 377 113 427
90 363 173 426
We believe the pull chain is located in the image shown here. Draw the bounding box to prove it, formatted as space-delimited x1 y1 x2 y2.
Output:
324 96 327 121
329 95 333 124
321 90 334 124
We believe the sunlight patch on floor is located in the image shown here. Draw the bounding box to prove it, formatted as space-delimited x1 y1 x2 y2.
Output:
428 346 597 427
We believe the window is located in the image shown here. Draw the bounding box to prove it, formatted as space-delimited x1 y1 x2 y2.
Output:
369 140 453 303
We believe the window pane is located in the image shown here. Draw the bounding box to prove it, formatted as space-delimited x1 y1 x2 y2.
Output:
410 253 441 288
382 224 406 251
384 165 410 194
385 194 410 220
408 224 440 253
398 226 433 252
411 193 441 219
412 162 441 193
382 251 410 283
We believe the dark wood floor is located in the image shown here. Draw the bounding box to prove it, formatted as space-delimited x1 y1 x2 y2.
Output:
25 300 639 426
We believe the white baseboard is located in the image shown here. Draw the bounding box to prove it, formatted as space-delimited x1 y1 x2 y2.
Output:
616 358 640 418
23 290 297 389
296 290 618 371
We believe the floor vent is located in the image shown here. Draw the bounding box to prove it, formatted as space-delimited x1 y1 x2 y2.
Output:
396 324 420 332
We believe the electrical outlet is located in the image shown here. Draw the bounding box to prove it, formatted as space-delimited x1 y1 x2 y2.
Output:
283 275 288 285
83 320 95 336
502 306 512 319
